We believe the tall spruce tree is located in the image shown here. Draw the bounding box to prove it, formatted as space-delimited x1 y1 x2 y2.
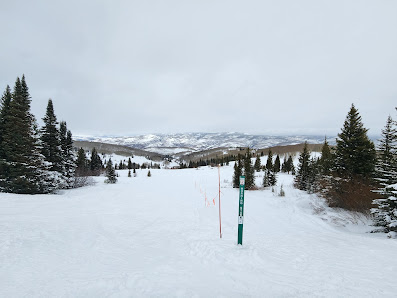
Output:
76 147 89 176
128 157 133 170
334 104 376 179
375 115 397 187
0 76 50 193
0 86 12 189
243 148 255 189
233 157 243 188
281 157 286 172
372 115 397 235
285 155 294 174
295 142 311 191
307 157 321 193
326 104 377 211
319 137 333 176
254 155 261 172
90 147 102 175
274 155 281 173
266 149 273 171
41 99 65 188
59 121 76 188
0 86 12 157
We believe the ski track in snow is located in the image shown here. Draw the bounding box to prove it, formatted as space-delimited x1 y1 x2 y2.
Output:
1 165 397 297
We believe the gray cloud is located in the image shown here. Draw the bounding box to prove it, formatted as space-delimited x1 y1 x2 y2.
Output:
1 0 396 136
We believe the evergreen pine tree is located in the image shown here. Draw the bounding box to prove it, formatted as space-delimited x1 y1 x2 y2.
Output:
372 115 397 235
375 116 397 187
274 155 281 173
269 170 277 186
41 99 65 188
147 170 151 177
232 157 243 188
0 85 12 159
59 121 76 188
326 104 377 211
307 157 321 193
0 86 12 189
254 155 261 172
128 169 131 177
372 195 397 236
105 158 117 183
0 76 50 193
287 156 294 174
282 155 294 174
263 169 277 187
128 157 133 170
41 99 62 171
59 121 67 151
266 149 273 171
90 147 102 176
281 157 287 173
334 104 376 179
319 137 333 176
243 148 255 189
263 169 270 187
291 164 296 175
76 148 89 176
295 142 311 191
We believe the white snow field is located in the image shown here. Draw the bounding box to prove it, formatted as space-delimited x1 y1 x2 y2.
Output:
1 165 397 297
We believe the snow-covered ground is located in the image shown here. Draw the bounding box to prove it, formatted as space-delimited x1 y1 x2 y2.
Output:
1 165 397 297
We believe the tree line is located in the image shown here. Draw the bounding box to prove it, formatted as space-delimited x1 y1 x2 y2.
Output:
0 75 141 192
293 104 396 237
232 148 295 190
0 76 75 193
231 103 396 237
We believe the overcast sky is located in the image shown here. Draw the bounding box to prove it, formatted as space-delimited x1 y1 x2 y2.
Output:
1 0 396 136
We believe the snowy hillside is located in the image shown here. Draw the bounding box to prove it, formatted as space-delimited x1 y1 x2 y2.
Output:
74 132 335 153
1 164 396 297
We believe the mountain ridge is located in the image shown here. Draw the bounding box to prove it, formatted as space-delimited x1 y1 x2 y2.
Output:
74 132 335 154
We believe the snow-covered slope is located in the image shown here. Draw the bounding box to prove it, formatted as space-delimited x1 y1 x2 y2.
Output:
1 165 396 297
74 132 334 153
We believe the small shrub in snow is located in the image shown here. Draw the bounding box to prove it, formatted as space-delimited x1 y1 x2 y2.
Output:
104 159 117 184
73 176 95 188
263 169 277 187
279 185 285 197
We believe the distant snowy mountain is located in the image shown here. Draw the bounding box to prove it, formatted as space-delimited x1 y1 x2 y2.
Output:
74 132 335 153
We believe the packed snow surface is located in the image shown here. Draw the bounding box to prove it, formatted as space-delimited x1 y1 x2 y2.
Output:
1 166 397 297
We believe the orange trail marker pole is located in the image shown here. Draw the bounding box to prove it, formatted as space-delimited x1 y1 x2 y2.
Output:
218 165 222 238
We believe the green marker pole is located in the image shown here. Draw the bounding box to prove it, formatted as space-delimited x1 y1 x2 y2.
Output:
238 176 245 245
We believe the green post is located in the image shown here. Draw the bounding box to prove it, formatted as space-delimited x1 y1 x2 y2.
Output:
238 175 245 245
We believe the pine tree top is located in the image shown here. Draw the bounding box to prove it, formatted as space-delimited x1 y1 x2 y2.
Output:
335 104 376 178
